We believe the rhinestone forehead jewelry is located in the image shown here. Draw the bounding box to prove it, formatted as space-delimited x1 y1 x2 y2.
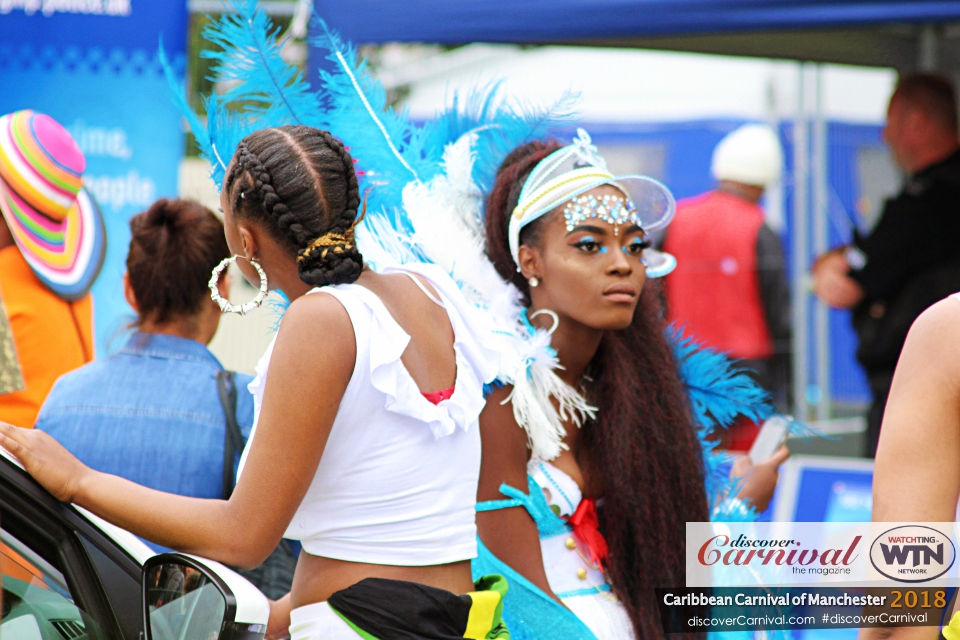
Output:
563 193 640 232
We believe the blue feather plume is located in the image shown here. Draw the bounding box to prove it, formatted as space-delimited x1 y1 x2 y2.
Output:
671 326 772 431
308 19 579 262
308 19 433 214
668 326 774 513
424 82 580 198
160 0 321 187
201 0 322 128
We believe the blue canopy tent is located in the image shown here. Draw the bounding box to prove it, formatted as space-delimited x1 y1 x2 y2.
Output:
313 1 959 44
311 0 960 70
308 1 960 424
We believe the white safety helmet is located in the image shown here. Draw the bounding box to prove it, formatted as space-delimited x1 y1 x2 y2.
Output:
711 124 784 187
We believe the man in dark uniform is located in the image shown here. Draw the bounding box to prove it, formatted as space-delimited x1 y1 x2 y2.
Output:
813 73 960 457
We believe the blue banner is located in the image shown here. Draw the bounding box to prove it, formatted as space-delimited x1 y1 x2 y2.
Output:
0 1 187 354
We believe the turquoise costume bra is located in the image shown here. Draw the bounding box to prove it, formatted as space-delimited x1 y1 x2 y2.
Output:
472 476 599 640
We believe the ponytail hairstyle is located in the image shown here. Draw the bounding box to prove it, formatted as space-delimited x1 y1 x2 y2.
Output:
223 125 363 286
486 141 709 640
127 198 229 326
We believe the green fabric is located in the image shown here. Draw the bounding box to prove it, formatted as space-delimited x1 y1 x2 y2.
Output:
332 608 380 640
473 574 510 639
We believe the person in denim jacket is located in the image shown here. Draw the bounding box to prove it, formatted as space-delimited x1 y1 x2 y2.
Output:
36 198 253 549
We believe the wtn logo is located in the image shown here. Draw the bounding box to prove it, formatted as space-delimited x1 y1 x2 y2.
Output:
879 543 944 569
870 526 955 583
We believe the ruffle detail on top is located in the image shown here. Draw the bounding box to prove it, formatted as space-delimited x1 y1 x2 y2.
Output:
358 263 500 440
236 333 278 479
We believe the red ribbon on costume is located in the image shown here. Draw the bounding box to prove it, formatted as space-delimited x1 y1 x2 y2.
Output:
565 498 609 571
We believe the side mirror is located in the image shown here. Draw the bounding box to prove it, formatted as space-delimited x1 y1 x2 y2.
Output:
142 553 267 640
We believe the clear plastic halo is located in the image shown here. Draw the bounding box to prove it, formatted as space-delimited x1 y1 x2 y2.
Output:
612 175 676 233
641 248 677 279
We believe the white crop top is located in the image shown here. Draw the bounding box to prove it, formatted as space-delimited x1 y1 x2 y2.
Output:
238 263 499 565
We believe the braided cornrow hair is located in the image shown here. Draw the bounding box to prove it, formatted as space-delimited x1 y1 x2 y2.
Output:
223 125 363 287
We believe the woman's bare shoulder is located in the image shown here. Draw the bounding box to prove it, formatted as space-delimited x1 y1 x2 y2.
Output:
271 291 356 372
902 297 960 374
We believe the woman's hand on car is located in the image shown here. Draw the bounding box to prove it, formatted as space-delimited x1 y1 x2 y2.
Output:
0 421 92 503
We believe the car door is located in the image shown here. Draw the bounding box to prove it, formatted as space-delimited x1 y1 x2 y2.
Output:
0 454 144 640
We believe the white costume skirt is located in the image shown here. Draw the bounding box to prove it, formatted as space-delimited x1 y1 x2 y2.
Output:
289 601 360 640
563 591 636 640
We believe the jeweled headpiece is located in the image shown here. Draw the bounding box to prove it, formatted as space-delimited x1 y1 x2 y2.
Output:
509 128 677 277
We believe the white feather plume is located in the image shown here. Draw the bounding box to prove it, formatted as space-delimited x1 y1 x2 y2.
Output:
397 131 597 461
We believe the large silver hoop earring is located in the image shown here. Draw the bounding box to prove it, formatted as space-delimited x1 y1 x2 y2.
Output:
209 256 268 315
529 308 560 335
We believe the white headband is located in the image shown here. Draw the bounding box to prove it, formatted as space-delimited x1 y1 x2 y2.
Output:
507 128 676 269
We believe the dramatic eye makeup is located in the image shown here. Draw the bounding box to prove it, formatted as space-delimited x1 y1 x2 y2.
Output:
623 237 651 256
572 235 608 253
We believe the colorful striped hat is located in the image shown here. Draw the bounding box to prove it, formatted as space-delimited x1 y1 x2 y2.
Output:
0 110 106 301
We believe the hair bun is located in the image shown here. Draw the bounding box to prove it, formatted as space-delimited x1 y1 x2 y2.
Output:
297 241 363 287
142 197 184 233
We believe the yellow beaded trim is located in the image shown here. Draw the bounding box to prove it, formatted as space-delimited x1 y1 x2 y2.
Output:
512 169 615 221
297 194 368 263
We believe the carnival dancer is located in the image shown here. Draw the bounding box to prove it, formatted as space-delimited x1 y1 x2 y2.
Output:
467 134 788 640
0 124 510 640
471 136 699 640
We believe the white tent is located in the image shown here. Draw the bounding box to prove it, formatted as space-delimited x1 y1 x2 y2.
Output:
380 44 896 124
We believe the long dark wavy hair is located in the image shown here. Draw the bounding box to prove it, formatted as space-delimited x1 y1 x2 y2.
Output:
486 140 709 639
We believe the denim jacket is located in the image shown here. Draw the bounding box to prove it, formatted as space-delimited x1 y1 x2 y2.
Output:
36 333 254 505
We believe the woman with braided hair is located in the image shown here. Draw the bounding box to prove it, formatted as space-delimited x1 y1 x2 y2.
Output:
0 125 509 640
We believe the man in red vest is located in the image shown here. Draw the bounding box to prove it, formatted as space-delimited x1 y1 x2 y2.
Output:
664 124 791 424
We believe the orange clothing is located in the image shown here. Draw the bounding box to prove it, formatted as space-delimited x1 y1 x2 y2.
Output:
0 245 93 427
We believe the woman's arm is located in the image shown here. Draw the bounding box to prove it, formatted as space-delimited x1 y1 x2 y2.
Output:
872 297 960 522
0 292 355 568
860 298 960 640
476 385 561 603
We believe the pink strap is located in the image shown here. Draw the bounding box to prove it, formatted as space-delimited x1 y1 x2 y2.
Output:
421 386 455 405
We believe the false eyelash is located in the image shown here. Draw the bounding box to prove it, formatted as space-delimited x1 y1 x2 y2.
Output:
633 240 652 250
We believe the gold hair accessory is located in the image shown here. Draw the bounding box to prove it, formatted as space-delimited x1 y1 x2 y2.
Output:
298 194 369 263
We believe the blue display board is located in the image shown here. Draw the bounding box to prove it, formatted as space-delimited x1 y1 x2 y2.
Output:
0 1 187 354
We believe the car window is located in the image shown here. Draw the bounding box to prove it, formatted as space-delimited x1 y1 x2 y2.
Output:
1 527 107 640
79 535 142 640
